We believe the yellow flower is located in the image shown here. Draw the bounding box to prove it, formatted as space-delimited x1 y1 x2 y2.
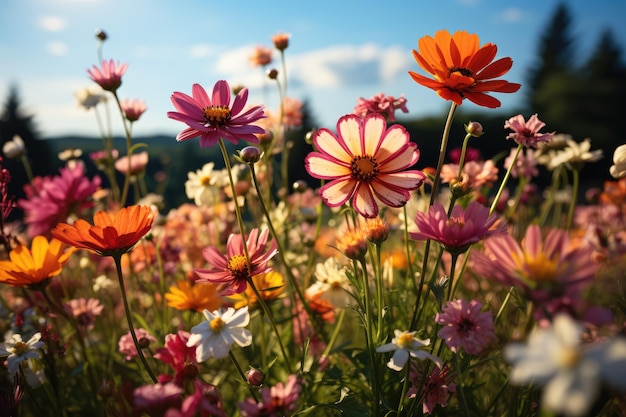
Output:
229 271 285 309
165 280 222 312
0 236 76 289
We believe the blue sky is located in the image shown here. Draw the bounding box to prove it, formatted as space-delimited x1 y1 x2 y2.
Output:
1 0 625 138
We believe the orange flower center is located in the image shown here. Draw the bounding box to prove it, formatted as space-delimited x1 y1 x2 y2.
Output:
351 155 379 181
555 346 581 368
210 317 226 332
227 254 250 280
514 250 565 283
446 217 465 228
203 106 231 126
12 341 28 355
396 333 415 349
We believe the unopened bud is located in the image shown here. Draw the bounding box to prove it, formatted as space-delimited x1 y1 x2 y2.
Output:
266 68 279 80
95 29 108 41
272 33 290 51
239 146 262 164
292 180 308 193
465 121 484 137
246 368 264 386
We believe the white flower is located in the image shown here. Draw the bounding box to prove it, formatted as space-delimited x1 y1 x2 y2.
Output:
306 258 353 308
609 144 626 178
93 274 115 292
185 162 223 207
548 137 603 170
0 333 45 376
187 306 252 362
75 86 105 110
2 135 25 159
376 330 441 371
504 314 626 417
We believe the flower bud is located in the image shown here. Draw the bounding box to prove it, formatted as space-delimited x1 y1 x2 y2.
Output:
246 368 265 386
266 68 279 80
272 33 290 51
2 135 26 159
292 180 308 193
239 146 262 164
95 29 108 41
465 121 484 137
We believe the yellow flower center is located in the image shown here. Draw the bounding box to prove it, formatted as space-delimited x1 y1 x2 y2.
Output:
518 251 564 283
351 155 379 181
228 254 250 280
396 333 415 349
12 341 28 355
210 317 226 332
203 106 231 126
555 346 581 368
199 174 212 186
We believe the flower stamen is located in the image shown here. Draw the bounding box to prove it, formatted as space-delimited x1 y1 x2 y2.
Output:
203 106 231 127
227 254 250 280
210 317 226 333
351 155 379 181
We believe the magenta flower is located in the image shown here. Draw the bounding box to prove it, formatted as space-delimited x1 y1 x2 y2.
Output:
410 201 507 254
305 113 426 218
504 113 554 148
114 151 149 175
353 93 409 122
18 164 101 238
118 328 156 361
435 299 496 355
167 80 266 147
87 59 128 92
153 331 199 385
239 374 301 417
167 379 226 417
471 225 600 318
133 382 183 414
408 363 456 414
194 228 278 295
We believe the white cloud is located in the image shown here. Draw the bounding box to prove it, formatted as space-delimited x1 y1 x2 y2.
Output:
38 16 67 32
46 41 69 56
188 44 216 59
498 7 525 23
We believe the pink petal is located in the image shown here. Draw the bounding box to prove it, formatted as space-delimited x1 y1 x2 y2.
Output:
191 84 211 108
313 129 352 163
336 115 364 157
305 153 351 179
319 179 356 207
212 80 231 107
352 183 378 218
362 114 386 156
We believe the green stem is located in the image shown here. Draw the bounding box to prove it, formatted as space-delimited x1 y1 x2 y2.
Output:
490 144 523 216
566 167 579 229
445 253 459 303
358 256 380 415
246 278 293 374
112 91 134 206
228 351 259 403
113 254 158 383
410 102 457 330
396 358 412 416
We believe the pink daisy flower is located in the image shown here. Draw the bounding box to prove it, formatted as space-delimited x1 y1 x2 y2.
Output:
153 331 199 385
167 80 266 148
435 299 496 355
504 113 555 148
194 228 278 295
118 328 156 361
410 201 507 254
18 164 101 238
64 298 104 330
239 374 302 417
471 225 600 318
120 98 147 122
353 93 409 122
305 113 426 218
114 151 149 176
87 59 128 92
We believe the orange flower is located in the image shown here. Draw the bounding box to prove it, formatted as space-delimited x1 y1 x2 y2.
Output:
0 236 75 289
165 279 222 312
409 30 521 108
51 205 155 257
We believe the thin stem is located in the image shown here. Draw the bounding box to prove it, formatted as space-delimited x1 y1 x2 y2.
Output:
228 351 259 403
445 253 459 303
113 254 158 383
411 102 457 330
566 167 579 229
246 278 293 374
112 91 134 206
396 358 412 416
490 144 523 216
358 256 380 416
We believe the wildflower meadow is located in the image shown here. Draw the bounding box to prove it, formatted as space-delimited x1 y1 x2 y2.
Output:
2 25 626 417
